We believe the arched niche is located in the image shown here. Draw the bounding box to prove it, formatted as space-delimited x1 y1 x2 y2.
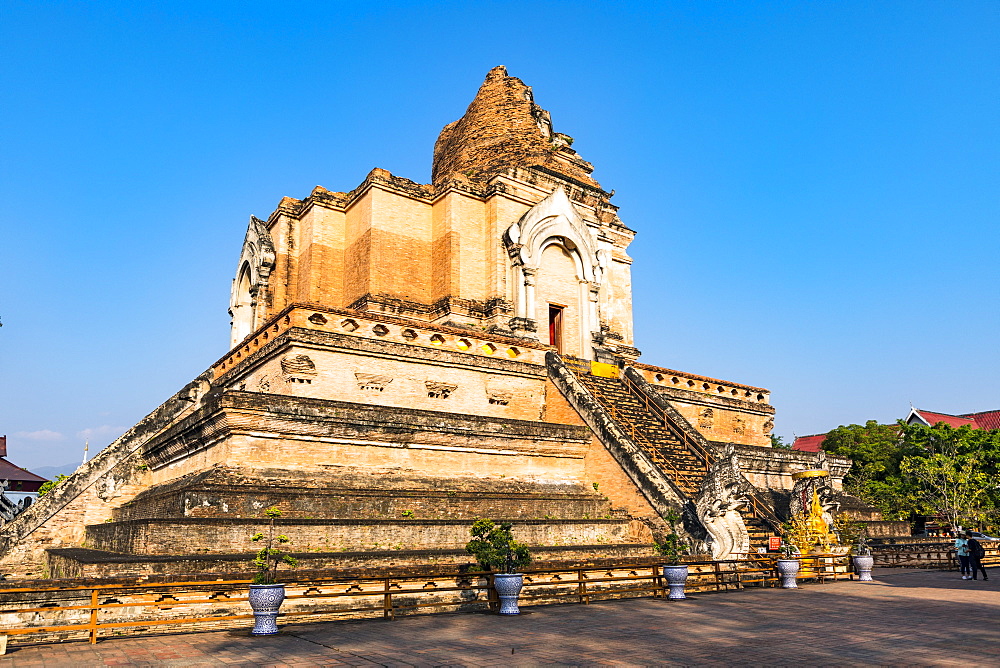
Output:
228 216 275 349
503 187 605 359
231 262 254 346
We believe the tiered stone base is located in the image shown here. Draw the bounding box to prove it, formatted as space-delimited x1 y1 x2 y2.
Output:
79 465 652 578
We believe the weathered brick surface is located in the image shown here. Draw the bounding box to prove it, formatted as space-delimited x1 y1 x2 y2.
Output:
110 466 610 523
85 517 632 555
432 66 601 189
46 543 655 578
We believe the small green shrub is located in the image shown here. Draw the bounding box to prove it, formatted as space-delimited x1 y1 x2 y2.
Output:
250 508 298 585
653 510 690 565
465 519 531 574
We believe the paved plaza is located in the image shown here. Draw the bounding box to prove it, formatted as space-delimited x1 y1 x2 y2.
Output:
0 568 996 667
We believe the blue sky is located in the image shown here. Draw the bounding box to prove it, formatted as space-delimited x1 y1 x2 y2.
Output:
1 1 997 471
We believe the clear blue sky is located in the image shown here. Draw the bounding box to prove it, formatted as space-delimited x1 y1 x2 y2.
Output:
2 1 997 471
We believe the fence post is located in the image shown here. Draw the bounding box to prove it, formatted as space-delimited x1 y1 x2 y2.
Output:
486 573 499 612
577 568 590 604
88 589 99 644
383 577 394 620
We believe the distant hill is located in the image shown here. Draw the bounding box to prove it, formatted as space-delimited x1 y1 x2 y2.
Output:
29 462 81 480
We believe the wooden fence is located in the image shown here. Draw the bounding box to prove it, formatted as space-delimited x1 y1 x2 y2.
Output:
870 543 1000 569
0 554 854 647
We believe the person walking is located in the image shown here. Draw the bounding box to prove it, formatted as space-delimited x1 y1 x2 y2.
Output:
955 531 972 579
967 535 988 580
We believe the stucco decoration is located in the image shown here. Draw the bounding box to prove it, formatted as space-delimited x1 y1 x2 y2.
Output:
503 187 606 358
695 444 752 559
229 215 276 348
281 354 317 384
355 373 392 392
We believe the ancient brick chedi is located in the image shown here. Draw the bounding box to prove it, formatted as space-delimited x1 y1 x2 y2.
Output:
230 65 636 362
0 67 846 580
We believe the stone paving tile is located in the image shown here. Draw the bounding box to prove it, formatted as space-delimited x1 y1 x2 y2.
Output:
0 568 997 666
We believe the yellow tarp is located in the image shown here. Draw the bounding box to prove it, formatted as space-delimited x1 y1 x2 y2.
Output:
590 361 620 378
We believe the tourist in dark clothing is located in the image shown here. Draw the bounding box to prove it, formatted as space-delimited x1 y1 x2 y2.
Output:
967 537 988 580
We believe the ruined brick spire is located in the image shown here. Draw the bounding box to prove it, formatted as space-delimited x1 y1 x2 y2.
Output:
432 66 602 189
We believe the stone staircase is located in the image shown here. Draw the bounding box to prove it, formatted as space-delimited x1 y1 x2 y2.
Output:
740 508 774 554
563 357 708 499
563 356 782 557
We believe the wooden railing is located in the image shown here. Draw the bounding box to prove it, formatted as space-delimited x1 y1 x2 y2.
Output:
0 555 854 646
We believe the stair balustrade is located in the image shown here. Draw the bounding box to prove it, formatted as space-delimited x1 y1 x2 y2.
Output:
566 360 785 547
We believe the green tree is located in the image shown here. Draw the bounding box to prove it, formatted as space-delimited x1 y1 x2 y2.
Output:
652 510 690 564
821 420 923 520
901 423 1000 530
770 435 792 450
37 474 69 497
250 507 298 584
823 420 1000 530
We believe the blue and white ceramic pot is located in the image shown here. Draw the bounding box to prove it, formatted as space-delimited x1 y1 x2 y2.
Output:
777 559 800 588
663 564 689 600
249 583 286 635
852 555 874 581
493 573 524 615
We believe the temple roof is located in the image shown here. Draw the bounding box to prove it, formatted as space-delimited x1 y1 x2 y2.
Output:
908 408 1000 430
0 458 46 484
432 66 602 190
791 434 827 452
0 436 49 492
795 407 1000 452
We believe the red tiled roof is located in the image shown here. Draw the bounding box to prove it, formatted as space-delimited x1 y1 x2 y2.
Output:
965 410 1000 430
792 434 826 453
912 410 976 428
0 457 47 492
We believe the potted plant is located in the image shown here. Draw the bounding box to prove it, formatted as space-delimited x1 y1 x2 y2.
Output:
776 541 800 589
654 510 690 600
852 533 874 581
248 507 298 635
465 519 531 615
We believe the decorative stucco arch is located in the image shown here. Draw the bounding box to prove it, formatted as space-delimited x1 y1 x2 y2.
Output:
228 215 275 349
503 187 607 359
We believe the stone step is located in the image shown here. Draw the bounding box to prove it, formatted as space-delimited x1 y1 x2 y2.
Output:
86 517 637 556
113 466 612 523
114 488 611 523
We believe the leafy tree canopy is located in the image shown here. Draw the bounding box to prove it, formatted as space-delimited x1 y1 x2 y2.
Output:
822 420 1000 530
